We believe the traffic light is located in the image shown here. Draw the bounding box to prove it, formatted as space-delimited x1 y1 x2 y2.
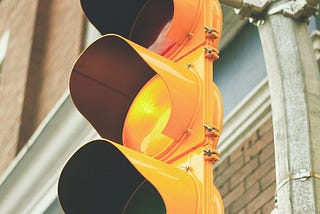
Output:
58 0 224 213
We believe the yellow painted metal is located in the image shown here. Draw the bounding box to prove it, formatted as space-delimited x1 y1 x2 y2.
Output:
109 140 199 213
113 35 223 161
107 139 224 213
121 0 225 212
121 35 201 142
165 0 223 61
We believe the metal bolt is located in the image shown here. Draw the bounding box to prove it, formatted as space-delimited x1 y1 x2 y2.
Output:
203 149 218 156
204 47 213 53
204 125 218 132
186 32 193 38
204 26 214 33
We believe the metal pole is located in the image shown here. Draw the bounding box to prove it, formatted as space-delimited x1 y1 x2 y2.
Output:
257 8 320 213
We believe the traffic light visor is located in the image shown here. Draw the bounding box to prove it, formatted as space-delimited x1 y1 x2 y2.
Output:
80 0 174 48
70 35 199 156
58 139 199 213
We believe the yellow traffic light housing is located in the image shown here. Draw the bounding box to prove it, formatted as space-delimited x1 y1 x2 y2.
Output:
58 0 224 213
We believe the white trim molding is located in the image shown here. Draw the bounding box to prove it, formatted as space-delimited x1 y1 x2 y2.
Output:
0 30 10 74
0 91 98 214
0 30 10 63
217 77 272 162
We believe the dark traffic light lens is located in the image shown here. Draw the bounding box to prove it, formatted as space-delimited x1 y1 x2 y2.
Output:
58 140 166 214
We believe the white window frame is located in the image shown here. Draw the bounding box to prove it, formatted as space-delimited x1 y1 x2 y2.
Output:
0 30 10 76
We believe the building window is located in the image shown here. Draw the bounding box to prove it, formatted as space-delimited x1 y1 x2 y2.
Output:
0 30 10 78
214 24 267 116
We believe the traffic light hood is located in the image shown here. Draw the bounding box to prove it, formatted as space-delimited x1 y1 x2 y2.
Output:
80 0 216 53
81 0 174 47
58 139 199 213
70 34 200 151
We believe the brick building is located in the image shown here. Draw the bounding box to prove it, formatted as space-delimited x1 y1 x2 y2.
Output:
0 0 85 173
0 0 319 213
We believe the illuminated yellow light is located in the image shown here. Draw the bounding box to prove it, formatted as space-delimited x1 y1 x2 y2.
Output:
123 75 173 157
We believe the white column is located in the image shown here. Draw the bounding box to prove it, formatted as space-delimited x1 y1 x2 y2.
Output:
258 12 320 213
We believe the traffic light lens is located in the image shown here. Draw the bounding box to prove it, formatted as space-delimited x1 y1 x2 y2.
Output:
123 180 166 214
129 0 174 49
58 140 166 214
81 0 175 51
123 75 173 157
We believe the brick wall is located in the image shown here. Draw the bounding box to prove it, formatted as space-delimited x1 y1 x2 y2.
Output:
0 0 40 175
18 0 85 149
214 118 276 214
0 0 85 174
